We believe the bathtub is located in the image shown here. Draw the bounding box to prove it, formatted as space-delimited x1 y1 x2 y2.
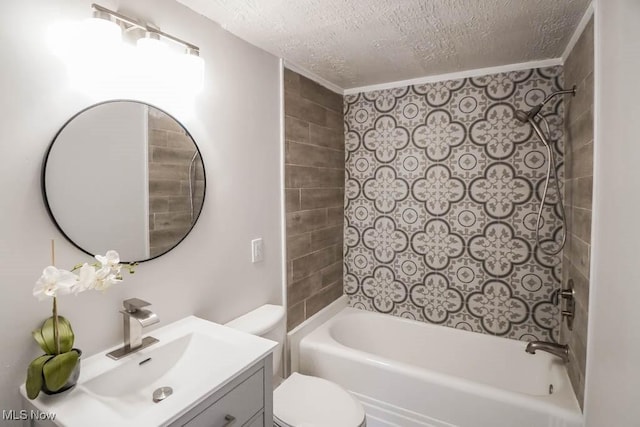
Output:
298 307 582 427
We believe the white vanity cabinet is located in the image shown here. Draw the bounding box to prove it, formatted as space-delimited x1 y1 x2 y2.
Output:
19 316 277 427
170 356 272 427
22 355 272 427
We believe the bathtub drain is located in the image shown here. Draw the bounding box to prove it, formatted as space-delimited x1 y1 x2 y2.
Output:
549 384 554 395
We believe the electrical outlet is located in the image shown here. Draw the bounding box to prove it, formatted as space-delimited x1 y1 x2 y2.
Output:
251 238 263 263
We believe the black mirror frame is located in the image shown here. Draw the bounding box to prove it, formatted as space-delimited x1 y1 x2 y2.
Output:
41 99 206 263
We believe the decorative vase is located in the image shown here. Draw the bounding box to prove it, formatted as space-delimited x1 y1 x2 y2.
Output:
41 349 82 395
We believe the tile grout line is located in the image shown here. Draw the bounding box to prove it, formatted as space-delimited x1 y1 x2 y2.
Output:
285 139 345 153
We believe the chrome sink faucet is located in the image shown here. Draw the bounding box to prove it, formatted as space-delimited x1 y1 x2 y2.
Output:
107 298 159 360
525 341 569 363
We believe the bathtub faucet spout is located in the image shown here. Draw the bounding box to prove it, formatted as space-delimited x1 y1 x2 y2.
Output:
525 341 569 363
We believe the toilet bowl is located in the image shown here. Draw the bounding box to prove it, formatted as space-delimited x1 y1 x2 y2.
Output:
226 305 366 427
273 372 366 427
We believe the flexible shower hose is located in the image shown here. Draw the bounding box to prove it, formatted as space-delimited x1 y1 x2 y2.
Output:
527 115 566 256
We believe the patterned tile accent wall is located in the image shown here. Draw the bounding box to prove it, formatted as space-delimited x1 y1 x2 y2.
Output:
562 16 594 409
284 68 345 331
344 67 566 342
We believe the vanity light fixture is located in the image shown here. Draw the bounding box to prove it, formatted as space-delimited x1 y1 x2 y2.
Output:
86 8 122 46
82 3 205 93
90 4 200 53
136 31 165 50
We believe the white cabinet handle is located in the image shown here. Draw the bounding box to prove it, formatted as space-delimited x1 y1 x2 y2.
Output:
222 414 236 426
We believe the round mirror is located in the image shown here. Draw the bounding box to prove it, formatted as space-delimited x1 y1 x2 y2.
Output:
42 100 206 262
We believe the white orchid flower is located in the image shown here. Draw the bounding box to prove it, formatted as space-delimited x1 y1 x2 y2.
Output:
95 274 120 291
95 250 120 267
73 263 97 294
95 250 121 275
33 266 78 300
93 266 122 291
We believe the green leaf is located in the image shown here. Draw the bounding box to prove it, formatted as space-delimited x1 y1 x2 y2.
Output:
32 328 54 355
56 316 74 353
39 316 74 355
42 351 79 392
39 318 57 354
26 355 54 400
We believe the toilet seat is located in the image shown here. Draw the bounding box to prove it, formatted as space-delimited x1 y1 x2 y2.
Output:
273 373 366 427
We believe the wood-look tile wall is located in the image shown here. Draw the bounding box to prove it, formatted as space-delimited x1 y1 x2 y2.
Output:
148 107 204 257
284 69 345 330
562 16 594 410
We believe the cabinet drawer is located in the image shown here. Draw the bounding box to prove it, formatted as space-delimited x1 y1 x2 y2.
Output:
183 368 264 427
245 412 264 427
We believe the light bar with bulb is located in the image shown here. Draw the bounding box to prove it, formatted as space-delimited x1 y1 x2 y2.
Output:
84 3 205 93
90 4 200 53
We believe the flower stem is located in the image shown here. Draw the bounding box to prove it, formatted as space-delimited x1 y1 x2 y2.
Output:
50 239 60 354
52 296 60 355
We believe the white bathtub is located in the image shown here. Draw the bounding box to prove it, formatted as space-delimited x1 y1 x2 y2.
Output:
298 307 582 427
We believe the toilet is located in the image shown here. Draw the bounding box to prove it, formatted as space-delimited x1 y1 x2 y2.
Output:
226 304 366 427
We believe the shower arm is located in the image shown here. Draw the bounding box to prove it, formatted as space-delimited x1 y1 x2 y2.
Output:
519 86 577 122
539 87 576 107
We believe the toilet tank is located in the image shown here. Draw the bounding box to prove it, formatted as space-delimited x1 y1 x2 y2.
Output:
225 304 286 377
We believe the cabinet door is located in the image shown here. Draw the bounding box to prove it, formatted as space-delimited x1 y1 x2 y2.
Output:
183 369 264 427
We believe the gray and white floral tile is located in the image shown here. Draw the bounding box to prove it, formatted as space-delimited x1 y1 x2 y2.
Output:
410 272 464 324
466 280 529 335
444 311 485 334
344 66 565 342
345 197 377 230
392 198 434 235
444 257 487 294
507 261 558 304
391 301 426 322
348 292 375 312
445 199 488 238
392 250 427 286
446 143 489 181
362 266 409 313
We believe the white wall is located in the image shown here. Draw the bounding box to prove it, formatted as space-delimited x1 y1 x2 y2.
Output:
0 0 283 416
585 0 640 425
45 102 149 260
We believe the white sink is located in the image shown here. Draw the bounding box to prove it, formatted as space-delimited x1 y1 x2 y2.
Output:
20 316 276 426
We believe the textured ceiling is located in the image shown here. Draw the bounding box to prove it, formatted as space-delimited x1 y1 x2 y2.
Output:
176 0 591 90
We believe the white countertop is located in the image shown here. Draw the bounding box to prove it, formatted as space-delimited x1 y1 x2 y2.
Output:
20 316 276 427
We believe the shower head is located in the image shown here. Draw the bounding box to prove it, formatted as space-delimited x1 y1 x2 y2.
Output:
514 86 576 123
514 105 542 123
514 109 529 123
